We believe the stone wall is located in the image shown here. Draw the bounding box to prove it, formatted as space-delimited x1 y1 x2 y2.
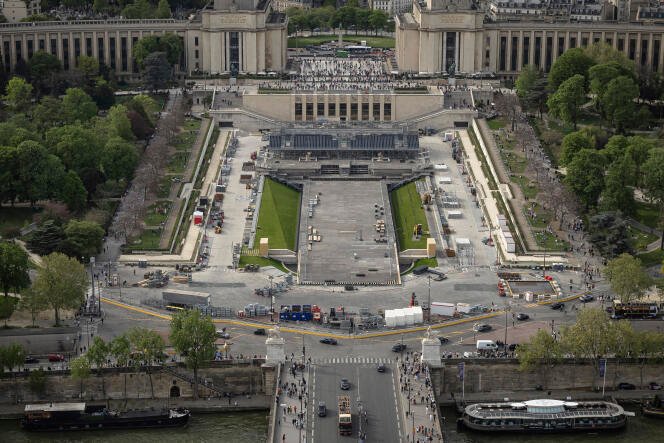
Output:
432 359 664 396
0 363 267 405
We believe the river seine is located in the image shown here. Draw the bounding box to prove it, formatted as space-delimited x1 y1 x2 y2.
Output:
0 411 267 442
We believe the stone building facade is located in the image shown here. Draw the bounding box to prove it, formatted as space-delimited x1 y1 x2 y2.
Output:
0 0 287 77
396 0 664 78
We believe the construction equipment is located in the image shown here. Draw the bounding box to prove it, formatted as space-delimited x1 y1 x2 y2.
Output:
338 395 352 435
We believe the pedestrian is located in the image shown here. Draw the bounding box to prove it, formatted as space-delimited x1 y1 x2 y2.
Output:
282 433 286 442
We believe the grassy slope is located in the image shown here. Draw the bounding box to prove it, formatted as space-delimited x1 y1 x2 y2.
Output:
390 181 429 250
256 179 300 251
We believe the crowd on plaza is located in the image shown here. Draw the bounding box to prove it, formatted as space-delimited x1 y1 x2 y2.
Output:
261 57 422 91
276 356 309 441
398 353 443 443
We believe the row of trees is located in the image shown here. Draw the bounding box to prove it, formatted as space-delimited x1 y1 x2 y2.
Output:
518 307 664 388
286 5 392 36
70 309 216 400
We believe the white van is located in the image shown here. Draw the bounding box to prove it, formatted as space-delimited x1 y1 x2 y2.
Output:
476 340 498 352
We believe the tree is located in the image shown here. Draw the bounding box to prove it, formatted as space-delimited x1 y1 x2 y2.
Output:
564 149 605 208
560 308 613 387
70 356 91 398
110 334 131 398
26 220 65 256
32 252 87 326
28 51 61 95
33 96 64 130
62 87 98 123
642 148 664 250
76 55 100 84
0 342 25 372
600 156 636 215
28 368 47 397
106 105 134 141
16 140 61 205
585 42 634 73
560 131 594 166
92 0 109 14
86 336 109 395
0 296 18 327
588 211 632 257
548 48 593 91
368 10 388 35
170 309 216 399
601 135 629 165
547 74 586 129
102 137 138 181
0 242 30 298
155 0 171 18
143 52 171 92
122 0 153 19
128 327 165 398
606 254 653 303
59 171 87 212
515 64 540 100
601 76 639 133
91 78 116 110
63 220 105 260
626 136 656 187
133 34 183 67
632 331 664 388
3 77 33 113
20 287 49 327
516 329 562 387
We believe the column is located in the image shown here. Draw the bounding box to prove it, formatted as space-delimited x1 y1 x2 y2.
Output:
517 31 523 70
442 31 447 72
647 33 654 68
506 31 512 72
529 31 535 68
455 32 460 71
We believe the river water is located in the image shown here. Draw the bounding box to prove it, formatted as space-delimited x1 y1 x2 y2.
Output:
441 405 664 443
0 411 267 442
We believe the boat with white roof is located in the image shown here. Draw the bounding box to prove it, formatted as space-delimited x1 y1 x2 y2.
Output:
460 399 627 433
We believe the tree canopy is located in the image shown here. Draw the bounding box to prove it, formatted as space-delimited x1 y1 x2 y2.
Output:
0 242 31 297
605 254 653 303
548 48 594 91
546 74 586 129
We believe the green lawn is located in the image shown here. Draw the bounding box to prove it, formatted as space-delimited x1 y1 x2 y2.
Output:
0 206 40 237
534 231 569 252
125 229 163 251
390 181 430 250
627 225 658 251
487 118 506 130
523 204 552 229
144 201 171 226
637 248 664 268
288 35 395 48
167 152 189 173
239 255 291 274
256 178 300 251
634 202 661 229
511 176 539 200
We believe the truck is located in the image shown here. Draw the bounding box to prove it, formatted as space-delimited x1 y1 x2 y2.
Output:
162 289 211 309
338 395 352 435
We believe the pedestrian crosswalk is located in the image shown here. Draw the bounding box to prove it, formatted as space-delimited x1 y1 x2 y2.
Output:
311 356 393 365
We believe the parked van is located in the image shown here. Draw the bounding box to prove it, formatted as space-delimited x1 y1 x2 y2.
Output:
476 340 498 352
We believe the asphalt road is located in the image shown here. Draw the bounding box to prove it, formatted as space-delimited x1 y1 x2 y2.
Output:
308 363 400 443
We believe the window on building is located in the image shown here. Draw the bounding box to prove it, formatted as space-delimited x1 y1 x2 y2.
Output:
295 103 302 119
581 37 588 47
195 49 199 59
606 38 612 48
86 37 92 57
570 36 577 49
3 41 10 70
534 36 541 67
522 36 530 66
558 36 565 56
372 102 380 120
306 102 314 121
641 39 648 65
229 31 240 75
350 103 358 120
98 37 104 61
132 36 139 73
654 40 661 72
121 37 127 71
39 39 45 51
194 36 199 46
499 36 507 71
545 36 553 71
328 102 336 117
628 38 636 60
361 103 369 120
340 102 347 117
617 38 624 52
62 38 69 70
27 40 33 59
511 36 518 71
383 103 391 121
317 102 324 117
74 37 81 66
109 37 116 69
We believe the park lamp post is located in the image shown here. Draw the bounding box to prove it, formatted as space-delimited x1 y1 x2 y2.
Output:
269 276 274 322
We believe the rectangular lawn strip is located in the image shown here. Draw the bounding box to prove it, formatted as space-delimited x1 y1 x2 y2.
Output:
390 181 429 250
125 229 163 251
511 175 539 200
533 230 569 252
143 201 171 227
487 118 506 130
255 178 300 251
167 152 189 173
522 204 552 229
239 255 291 274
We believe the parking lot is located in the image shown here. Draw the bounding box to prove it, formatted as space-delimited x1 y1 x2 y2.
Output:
297 180 399 285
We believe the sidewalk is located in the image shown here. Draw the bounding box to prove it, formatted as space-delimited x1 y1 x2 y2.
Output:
273 359 309 443
396 352 443 443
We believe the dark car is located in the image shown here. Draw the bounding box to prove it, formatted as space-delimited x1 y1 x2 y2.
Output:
507 344 517 351
618 382 636 390
438 336 449 344
473 323 492 332
340 378 351 390
319 338 338 345
516 313 529 321
24 356 39 364
253 328 267 335
649 382 662 390
391 343 407 352
317 402 327 417
551 302 565 310
579 294 594 303
48 354 65 362
377 363 386 373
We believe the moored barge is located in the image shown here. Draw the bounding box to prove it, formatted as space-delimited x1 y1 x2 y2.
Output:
21 402 190 432
460 399 627 433
642 395 664 419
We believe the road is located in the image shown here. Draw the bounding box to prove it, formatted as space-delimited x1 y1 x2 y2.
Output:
308 362 400 443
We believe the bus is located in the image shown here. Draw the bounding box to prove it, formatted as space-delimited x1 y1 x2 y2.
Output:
165 305 186 312
345 45 371 55
612 301 659 319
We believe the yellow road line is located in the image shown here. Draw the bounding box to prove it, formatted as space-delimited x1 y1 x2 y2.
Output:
102 297 502 340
